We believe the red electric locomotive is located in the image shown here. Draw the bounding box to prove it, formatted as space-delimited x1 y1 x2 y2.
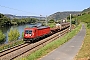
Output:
23 26 51 42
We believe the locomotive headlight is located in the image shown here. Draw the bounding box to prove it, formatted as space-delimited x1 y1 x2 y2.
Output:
25 34 27 36
30 34 31 36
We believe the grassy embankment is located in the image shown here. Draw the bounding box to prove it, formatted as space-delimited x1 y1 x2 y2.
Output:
77 14 90 23
18 23 81 60
47 23 56 28
75 14 90 60
0 40 24 51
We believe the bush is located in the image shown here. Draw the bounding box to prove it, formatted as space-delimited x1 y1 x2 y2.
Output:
22 32 24 38
71 20 76 24
0 40 24 51
8 28 20 42
0 30 5 42
48 23 55 28
48 19 55 23
87 23 90 29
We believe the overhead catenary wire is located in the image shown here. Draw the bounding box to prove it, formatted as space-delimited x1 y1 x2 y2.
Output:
0 4 41 16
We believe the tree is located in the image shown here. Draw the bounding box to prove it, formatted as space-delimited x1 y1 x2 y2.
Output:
0 13 11 27
67 15 76 20
0 13 4 18
0 30 5 42
48 19 55 23
8 28 20 42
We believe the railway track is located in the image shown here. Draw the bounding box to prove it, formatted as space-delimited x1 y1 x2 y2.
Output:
0 43 30 57
0 27 69 60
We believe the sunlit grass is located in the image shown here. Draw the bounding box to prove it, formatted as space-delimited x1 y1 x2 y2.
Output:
0 40 24 51
77 14 90 23
48 23 56 28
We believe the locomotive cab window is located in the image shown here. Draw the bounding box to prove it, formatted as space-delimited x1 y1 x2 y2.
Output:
25 30 32 34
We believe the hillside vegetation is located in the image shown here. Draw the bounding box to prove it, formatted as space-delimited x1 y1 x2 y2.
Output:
77 14 90 28
82 7 90 13
48 11 81 20
77 14 90 23
75 13 90 60
0 13 37 27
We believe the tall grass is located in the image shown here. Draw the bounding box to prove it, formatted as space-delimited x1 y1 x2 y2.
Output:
19 24 82 60
48 23 55 28
77 14 90 23
8 28 20 42
0 40 24 51
0 30 5 43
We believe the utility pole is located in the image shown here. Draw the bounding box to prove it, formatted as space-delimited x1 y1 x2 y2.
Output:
76 17 77 26
39 15 42 23
70 14 71 31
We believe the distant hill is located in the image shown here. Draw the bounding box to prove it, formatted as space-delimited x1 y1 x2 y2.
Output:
2 11 84 21
4 14 46 20
82 7 90 13
48 11 81 20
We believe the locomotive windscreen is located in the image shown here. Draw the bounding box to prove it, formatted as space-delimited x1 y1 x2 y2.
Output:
25 30 32 34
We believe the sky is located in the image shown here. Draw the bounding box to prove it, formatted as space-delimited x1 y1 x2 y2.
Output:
0 0 90 16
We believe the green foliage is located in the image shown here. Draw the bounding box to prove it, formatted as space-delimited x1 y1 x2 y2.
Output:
87 23 90 29
70 19 79 25
81 12 87 15
8 28 20 42
82 7 90 13
77 14 90 23
71 20 76 24
48 19 55 23
0 40 24 51
11 18 37 25
67 15 76 20
22 32 24 38
0 30 5 42
0 13 11 27
0 13 37 27
48 23 55 28
0 13 4 18
48 12 80 20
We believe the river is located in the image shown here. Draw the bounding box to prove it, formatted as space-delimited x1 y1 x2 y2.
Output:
0 23 42 44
